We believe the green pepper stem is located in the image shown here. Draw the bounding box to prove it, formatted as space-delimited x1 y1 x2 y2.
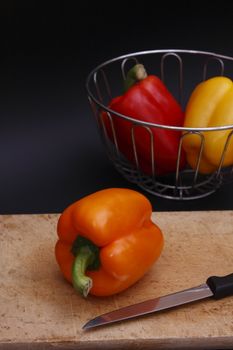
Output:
124 64 148 91
72 246 95 298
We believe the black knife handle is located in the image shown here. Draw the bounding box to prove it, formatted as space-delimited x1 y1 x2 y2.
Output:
206 273 233 299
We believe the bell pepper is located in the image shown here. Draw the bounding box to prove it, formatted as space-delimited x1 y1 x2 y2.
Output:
103 64 186 176
182 76 233 174
55 188 164 297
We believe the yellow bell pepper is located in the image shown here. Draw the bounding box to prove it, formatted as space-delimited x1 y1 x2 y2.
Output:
182 76 233 174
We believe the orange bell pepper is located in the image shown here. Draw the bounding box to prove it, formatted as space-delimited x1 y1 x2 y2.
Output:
55 188 164 297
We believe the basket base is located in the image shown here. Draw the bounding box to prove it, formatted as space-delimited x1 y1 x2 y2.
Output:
114 163 223 200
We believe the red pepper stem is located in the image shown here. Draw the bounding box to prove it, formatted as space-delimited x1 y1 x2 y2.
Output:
72 246 95 297
124 64 148 91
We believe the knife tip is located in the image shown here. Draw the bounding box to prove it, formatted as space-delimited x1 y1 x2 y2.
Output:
83 315 113 330
82 317 101 330
82 323 91 330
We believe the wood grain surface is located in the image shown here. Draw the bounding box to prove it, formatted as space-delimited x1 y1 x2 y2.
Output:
0 211 233 349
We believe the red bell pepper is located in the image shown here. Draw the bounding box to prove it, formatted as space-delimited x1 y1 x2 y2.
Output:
104 64 186 176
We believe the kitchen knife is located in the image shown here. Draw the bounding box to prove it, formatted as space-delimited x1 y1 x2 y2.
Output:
83 273 233 330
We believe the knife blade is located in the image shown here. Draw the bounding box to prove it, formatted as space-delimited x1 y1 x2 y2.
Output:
83 273 233 330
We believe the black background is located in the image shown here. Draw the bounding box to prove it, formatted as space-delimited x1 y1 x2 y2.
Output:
1 1 233 214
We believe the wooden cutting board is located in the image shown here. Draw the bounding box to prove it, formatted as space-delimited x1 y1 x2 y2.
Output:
0 211 233 349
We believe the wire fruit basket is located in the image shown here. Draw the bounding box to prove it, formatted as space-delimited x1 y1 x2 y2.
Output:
86 49 233 200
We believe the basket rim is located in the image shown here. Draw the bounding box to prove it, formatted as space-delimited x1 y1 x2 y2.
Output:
86 49 233 132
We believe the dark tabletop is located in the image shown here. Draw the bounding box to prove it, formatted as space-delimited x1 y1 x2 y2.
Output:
1 1 233 214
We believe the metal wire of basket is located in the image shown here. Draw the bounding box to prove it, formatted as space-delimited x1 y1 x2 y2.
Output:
86 49 233 200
